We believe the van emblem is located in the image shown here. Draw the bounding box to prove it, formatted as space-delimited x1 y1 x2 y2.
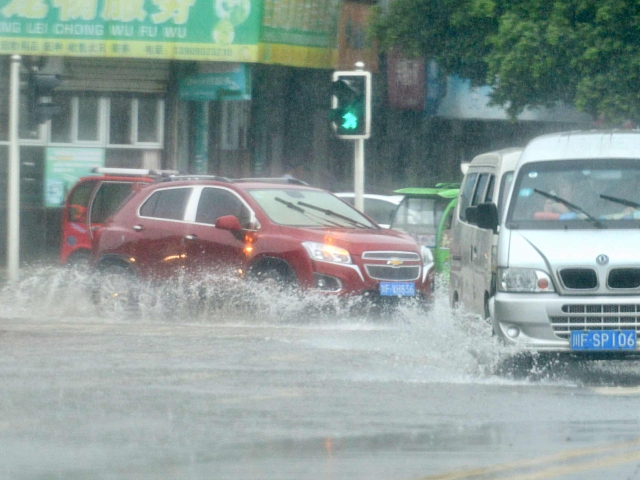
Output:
596 254 609 265
387 259 404 266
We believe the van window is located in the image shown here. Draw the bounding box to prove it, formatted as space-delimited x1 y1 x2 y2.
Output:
91 182 136 224
67 180 97 209
140 188 191 220
458 172 478 221
497 171 514 217
484 175 496 203
471 173 490 206
393 197 451 247
507 159 640 229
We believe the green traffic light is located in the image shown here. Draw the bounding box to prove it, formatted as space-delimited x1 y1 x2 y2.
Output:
341 111 358 130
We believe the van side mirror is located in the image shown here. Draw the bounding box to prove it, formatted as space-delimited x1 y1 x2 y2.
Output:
465 206 478 225
215 215 242 231
476 202 499 233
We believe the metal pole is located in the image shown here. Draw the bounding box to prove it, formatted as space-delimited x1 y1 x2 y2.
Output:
7 54 21 283
354 138 364 212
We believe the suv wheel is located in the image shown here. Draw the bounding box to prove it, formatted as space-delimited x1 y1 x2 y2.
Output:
252 263 297 294
92 264 140 315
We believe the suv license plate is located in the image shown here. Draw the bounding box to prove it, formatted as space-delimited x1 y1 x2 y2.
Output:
379 282 415 297
570 330 637 351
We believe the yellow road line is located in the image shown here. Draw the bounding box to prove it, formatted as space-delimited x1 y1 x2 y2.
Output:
417 439 640 480
507 449 640 480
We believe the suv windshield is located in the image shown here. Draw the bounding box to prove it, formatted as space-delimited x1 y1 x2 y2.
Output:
507 159 640 229
248 188 377 228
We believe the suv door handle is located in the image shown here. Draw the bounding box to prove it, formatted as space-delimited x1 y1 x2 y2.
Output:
133 225 144 231
184 234 198 241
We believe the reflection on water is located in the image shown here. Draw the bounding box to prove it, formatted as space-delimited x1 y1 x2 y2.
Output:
2 267 640 388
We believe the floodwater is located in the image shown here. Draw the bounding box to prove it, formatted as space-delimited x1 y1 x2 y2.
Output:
2 267 640 479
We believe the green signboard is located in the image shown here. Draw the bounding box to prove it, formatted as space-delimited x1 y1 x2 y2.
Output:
44 147 104 207
179 64 251 100
0 0 340 67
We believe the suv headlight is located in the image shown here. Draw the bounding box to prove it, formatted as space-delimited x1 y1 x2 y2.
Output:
498 267 555 293
302 242 352 264
421 246 434 266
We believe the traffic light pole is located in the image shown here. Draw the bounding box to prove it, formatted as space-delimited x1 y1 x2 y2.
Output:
354 138 365 212
7 55 21 283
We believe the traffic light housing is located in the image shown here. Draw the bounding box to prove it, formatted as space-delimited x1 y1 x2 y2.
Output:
331 71 371 139
27 70 62 129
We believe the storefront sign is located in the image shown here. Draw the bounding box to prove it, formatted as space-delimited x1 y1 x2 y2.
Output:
336 1 377 73
179 64 251 101
0 0 339 68
44 147 104 207
259 0 340 68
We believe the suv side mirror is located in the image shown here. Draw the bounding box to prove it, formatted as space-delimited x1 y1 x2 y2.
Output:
215 215 242 231
476 202 499 233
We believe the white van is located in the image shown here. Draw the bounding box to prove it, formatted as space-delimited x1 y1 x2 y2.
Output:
472 130 640 353
449 148 522 318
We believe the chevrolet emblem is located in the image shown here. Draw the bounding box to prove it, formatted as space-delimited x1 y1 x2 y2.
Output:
387 259 404 266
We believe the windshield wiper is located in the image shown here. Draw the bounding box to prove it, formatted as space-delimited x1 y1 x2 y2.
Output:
533 188 606 229
600 194 640 209
297 201 372 229
274 197 343 228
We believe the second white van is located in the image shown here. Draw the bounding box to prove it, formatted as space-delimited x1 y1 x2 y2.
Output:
449 147 522 318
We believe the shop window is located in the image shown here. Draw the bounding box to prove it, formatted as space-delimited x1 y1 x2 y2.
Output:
50 95 102 145
220 101 250 150
50 96 73 143
109 97 132 145
109 97 163 146
77 97 99 142
137 98 160 143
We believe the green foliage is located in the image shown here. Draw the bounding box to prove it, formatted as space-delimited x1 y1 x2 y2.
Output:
371 0 640 124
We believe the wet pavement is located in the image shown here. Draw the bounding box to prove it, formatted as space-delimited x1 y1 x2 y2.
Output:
2 268 640 479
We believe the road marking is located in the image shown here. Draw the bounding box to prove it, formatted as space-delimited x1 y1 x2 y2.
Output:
416 439 640 480
507 449 640 479
592 386 640 396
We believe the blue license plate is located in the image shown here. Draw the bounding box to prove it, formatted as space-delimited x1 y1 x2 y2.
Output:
570 330 637 350
379 282 415 297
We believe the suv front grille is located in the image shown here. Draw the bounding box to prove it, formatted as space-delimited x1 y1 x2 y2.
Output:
361 250 421 281
365 265 420 281
550 304 640 339
559 268 598 289
362 251 420 261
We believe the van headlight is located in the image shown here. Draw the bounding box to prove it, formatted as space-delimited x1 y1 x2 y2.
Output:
497 268 555 292
302 242 352 264
421 246 434 266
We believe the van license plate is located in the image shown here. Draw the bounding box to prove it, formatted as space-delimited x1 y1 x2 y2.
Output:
379 282 415 297
570 330 636 350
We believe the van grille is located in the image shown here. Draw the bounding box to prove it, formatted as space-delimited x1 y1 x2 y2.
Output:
608 269 640 289
550 304 640 339
559 268 598 289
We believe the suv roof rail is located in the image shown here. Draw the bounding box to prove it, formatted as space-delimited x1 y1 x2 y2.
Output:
92 167 180 176
159 174 232 182
233 176 309 186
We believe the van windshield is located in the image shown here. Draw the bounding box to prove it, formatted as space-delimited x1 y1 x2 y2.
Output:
506 159 640 229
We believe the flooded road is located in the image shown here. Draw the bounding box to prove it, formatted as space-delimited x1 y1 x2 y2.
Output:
2 268 640 479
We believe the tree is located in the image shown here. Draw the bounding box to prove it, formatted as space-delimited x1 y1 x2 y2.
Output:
371 0 640 124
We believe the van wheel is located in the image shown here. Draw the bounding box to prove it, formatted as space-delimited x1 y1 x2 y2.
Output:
484 295 491 324
450 291 460 310
92 264 139 315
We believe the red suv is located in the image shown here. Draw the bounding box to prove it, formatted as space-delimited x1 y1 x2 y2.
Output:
60 168 176 266
91 177 435 308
